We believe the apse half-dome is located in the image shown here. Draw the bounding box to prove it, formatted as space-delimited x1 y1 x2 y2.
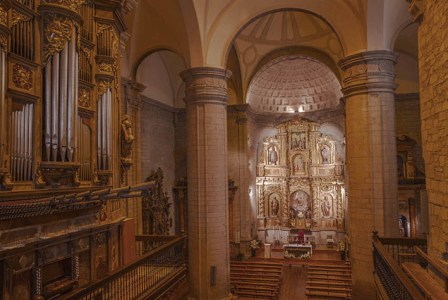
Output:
247 57 343 114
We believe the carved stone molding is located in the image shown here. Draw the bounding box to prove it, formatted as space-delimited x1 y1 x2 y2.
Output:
181 67 232 105
122 79 146 109
339 50 398 97
12 64 33 91
408 0 424 23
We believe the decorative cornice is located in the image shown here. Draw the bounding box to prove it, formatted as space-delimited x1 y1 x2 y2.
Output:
339 50 398 97
180 67 232 105
42 0 86 13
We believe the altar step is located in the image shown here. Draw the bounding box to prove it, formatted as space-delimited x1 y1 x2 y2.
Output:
306 263 352 299
230 261 283 299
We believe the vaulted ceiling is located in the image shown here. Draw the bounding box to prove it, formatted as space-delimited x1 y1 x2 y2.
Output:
246 57 342 114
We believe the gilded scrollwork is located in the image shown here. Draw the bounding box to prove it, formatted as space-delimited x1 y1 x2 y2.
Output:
0 4 7 26
78 88 90 108
43 0 86 12
11 10 31 27
97 80 112 96
12 64 33 91
0 35 7 49
81 46 92 63
98 62 113 73
97 23 112 37
43 14 74 64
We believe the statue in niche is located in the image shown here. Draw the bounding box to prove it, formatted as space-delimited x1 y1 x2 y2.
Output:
321 195 332 218
289 190 310 219
268 146 278 165
291 132 306 150
121 115 135 159
321 144 330 164
293 155 305 174
270 196 280 216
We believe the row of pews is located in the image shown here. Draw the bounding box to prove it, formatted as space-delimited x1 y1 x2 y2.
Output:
230 261 283 299
305 263 352 299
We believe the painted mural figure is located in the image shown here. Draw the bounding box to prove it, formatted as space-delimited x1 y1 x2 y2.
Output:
268 146 278 165
271 196 279 216
321 196 332 217
321 144 330 164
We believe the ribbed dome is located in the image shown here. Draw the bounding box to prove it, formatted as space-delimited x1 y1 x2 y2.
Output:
247 57 342 114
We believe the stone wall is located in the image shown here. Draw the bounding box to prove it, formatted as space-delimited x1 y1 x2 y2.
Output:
418 0 448 260
396 95 422 145
140 97 178 235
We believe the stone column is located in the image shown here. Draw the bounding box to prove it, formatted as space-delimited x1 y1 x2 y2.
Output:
339 50 399 298
181 67 232 300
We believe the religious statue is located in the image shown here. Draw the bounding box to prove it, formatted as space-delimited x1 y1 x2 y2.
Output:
121 115 135 159
268 146 278 165
321 144 330 164
294 155 304 174
271 196 279 216
321 196 332 217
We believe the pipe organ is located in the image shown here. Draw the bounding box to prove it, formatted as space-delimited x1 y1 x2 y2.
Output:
0 0 129 191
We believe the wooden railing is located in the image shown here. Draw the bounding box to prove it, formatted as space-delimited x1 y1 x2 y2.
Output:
377 236 427 266
135 235 180 257
62 235 187 300
414 247 448 293
372 234 425 300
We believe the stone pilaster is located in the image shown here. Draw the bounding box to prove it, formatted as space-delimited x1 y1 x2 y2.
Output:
339 50 399 299
228 104 252 256
181 67 232 300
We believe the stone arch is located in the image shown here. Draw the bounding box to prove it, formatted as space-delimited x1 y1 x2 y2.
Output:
130 47 188 83
204 1 365 67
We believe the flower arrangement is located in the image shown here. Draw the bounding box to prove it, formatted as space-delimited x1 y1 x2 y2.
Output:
283 250 310 259
249 239 259 250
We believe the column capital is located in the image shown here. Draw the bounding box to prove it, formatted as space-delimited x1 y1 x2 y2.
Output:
339 50 398 97
181 67 232 105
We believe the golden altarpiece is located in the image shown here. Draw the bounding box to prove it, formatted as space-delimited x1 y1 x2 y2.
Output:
0 1 144 299
256 118 346 245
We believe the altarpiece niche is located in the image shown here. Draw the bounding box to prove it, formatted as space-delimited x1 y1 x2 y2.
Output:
256 117 346 245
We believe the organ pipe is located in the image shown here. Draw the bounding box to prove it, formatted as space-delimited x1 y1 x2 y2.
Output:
44 60 51 160
51 54 59 161
43 30 78 162
97 88 112 170
10 104 34 181
59 42 68 162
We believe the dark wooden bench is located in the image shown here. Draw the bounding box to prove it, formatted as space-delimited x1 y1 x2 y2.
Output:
306 289 352 299
306 280 352 287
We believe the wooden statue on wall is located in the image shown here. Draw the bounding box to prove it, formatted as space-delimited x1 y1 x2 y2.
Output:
120 115 135 183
